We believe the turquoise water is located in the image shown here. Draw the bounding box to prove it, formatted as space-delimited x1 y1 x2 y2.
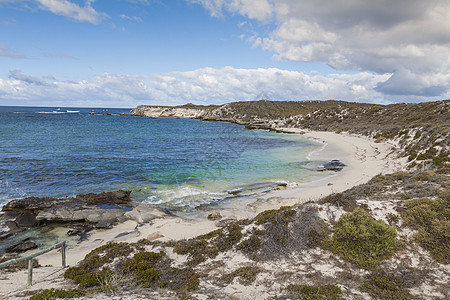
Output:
0 106 320 210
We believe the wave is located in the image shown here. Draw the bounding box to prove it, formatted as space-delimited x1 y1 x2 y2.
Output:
66 110 80 113
144 186 228 208
36 111 66 114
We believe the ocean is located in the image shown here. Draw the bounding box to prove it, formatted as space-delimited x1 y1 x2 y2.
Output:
0 106 321 211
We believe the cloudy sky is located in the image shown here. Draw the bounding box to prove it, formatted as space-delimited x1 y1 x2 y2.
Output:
0 0 449 107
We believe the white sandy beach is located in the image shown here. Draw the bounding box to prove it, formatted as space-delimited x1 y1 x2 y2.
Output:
0 130 407 299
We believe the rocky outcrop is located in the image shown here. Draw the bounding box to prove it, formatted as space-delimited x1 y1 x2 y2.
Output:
0 190 165 233
129 105 212 119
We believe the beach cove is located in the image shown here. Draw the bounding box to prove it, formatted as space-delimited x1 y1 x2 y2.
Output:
1 100 448 299
0 124 406 299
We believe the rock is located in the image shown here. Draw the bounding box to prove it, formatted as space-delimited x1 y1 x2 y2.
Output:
323 160 346 171
147 232 164 241
15 213 39 227
0 232 13 240
215 217 237 227
6 241 37 253
36 206 126 228
76 190 131 205
2 190 134 230
67 229 81 236
207 212 222 221
124 203 169 223
290 160 346 172
2 196 60 214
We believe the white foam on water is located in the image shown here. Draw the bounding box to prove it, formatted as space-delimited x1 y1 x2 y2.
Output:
36 111 66 114
144 186 228 208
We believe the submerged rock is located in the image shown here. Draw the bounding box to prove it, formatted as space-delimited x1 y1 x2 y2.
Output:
5 240 37 253
323 160 346 171
290 160 346 172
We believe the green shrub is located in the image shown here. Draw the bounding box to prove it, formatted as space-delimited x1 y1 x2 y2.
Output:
255 206 296 225
29 288 85 300
361 270 412 299
286 284 344 299
120 251 164 287
237 235 261 254
322 208 400 269
88 242 133 259
399 196 450 264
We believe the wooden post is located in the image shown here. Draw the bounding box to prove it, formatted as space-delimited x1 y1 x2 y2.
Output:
61 241 66 268
27 259 33 286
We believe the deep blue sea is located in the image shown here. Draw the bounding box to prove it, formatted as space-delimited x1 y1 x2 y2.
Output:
0 106 320 210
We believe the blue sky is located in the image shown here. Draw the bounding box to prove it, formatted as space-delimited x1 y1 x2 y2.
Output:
1 0 449 107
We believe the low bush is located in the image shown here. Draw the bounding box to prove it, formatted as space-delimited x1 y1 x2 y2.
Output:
29 288 85 300
360 270 412 299
399 197 450 264
322 208 401 269
285 284 344 299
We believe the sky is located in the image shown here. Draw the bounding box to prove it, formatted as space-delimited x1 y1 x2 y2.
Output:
0 0 449 108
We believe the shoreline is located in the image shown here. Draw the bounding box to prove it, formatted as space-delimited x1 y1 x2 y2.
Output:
0 129 407 298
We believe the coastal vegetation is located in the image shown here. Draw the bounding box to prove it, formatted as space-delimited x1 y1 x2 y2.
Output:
320 208 401 270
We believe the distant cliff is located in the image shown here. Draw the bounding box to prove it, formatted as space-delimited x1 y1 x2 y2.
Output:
129 100 449 170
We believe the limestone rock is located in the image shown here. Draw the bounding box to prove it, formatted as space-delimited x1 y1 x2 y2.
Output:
207 212 222 221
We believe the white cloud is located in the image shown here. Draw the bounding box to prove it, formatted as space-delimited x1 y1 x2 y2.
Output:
192 0 450 97
191 0 273 22
35 0 107 24
120 14 142 22
3 67 446 108
0 0 107 23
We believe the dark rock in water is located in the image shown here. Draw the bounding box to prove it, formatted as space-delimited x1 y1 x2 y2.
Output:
290 160 346 172
67 229 81 236
76 190 131 205
0 231 13 241
6 241 37 253
0 220 24 240
15 213 39 227
2 196 60 214
323 160 346 171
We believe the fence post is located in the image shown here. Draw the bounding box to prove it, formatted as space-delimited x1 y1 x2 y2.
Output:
61 241 66 268
27 259 33 286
